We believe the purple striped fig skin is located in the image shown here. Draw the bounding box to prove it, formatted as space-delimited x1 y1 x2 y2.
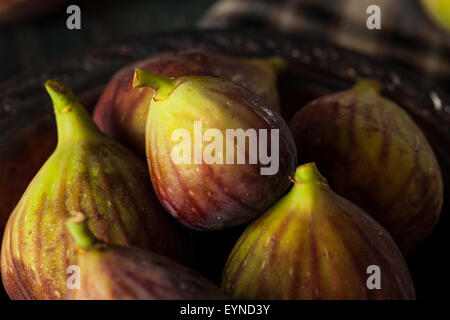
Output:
93 50 282 156
140 72 297 230
222 163 416 300
67 244 226 300
1 80 192 300
289 81 443 255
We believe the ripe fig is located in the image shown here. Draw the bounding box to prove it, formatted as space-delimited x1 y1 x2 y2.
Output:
0 121 56 300
1 80 191 300
93 51 284 155
289 81 443 255
133 68 297 230
66 213 226 300
0 119 56 241
222 163 416 300
420 0 450 33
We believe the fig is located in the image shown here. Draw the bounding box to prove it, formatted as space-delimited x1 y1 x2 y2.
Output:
93 51 284 155
222 163 416 300
65 213 226 300
1 80 191 300
0 119 56 241
289 81 443 255
133 68 297 230
0 120 56 300
420 0 450 33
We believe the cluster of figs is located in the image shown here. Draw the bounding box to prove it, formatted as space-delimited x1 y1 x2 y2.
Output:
0 50 443 300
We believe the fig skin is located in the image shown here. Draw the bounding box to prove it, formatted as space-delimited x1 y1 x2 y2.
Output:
0 119 56 241
133 69 297 231
0 122 55 300
93 50 284 155
222 163 416 300
1 80 192 300
289 81 443 255
65 214 226 300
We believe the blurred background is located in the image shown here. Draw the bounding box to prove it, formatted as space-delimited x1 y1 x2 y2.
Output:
0 0 216 83
0 0 449 91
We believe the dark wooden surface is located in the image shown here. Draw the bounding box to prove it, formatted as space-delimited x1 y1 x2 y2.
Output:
0 0 216 83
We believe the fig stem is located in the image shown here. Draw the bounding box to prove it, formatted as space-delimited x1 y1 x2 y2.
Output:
45 79 77 111
66 212 97 250
293 163 325 184
287 163 327 210
45 79 101 144
133 68 177 100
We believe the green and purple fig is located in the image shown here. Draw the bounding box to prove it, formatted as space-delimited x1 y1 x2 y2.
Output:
93 51 285 155
289 81 443 255
65 213 226 300
0 122 56 300
133 68 297 230
222 163 416 300
0 119 56 241
1 80 191 300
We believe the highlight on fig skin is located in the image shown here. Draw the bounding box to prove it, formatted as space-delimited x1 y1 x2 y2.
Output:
132 67 297 231
222 163 416 300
